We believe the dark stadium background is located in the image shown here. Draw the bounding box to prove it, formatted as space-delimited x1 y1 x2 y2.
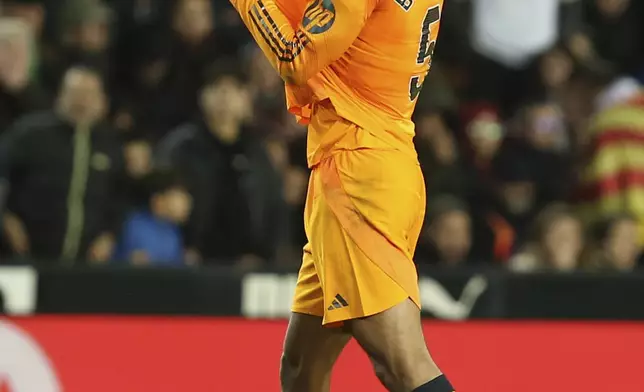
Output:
0 0 643 391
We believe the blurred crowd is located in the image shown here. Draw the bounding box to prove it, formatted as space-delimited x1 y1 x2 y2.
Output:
0 0 643 273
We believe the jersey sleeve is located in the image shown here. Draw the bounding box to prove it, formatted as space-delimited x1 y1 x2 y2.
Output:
231 0 378 85
273 0 303 27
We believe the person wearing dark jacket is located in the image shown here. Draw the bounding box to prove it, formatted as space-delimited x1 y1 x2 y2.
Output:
157 59 287 265
0 66 126 263
116 0 242 138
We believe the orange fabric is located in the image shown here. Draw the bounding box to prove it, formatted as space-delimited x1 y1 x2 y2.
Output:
231 0 443 323
231 0 445 167
291 119 425 325
486 213 515 262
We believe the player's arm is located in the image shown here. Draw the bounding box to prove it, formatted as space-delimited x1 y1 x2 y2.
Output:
230 0 378 85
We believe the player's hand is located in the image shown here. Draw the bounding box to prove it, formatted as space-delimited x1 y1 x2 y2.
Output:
3 212 30 256
88 233 115 264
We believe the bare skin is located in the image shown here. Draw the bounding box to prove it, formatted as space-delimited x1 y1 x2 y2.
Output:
280 313 350 391
280 298 442 392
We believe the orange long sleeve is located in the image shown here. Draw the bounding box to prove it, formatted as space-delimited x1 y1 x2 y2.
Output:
230 0 377 85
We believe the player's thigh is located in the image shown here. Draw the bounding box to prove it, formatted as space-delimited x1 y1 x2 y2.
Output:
281 312 351 392
347 298 441 391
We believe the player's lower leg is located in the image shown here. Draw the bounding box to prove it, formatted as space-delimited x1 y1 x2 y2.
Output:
348 298 454 392
280 312 350 392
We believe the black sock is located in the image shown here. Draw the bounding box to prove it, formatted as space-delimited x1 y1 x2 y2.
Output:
413 374 454 391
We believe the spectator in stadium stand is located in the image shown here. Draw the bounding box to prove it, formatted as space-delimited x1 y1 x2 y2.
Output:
585 213 642 272
113 170 193 266
509 203 584 273
493 156 541 242
1 0 46 35
246 47 285 115
458 105 515 263
107 0 171 126
494 98 575 241
583 0 644 78
277 118 309 254
40 0 113 94
538 44 576 101
118 0 242 137
109 0 171 41
1 0 47 74
122 132 153 181
119 131 154 208
466 0 594 118
414 109 472 201
0 17 49 134
416 195 472 266
0 66 126 263
574 73 644 243
156 59 287 267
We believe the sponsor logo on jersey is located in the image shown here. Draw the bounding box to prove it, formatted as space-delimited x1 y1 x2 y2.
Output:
394 0 413 11
302 0 336 34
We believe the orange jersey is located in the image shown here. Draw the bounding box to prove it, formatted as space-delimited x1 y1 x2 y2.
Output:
230 0 444 166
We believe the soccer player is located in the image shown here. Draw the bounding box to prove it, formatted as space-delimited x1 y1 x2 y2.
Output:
229 0 453 391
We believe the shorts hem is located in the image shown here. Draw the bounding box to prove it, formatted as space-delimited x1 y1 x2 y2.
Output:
290 307 324 318
321 294 412 326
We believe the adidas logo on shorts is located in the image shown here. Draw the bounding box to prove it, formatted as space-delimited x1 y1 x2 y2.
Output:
327 294 349 311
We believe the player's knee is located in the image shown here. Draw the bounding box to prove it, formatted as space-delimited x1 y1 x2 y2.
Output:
281 351 334 392
279 351 299 389
375 351 439 391
370 356 400 392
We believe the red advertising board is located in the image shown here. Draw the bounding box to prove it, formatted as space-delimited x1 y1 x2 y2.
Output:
1 317 643 391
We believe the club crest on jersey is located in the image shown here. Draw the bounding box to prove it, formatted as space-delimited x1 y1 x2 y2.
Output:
302 0 336 34
394 0 413 11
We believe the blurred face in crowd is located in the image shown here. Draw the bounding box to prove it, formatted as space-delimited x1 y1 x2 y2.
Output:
466 112 504 161
56 68 107 125
153 187 193 224
3 2 45 36
561 79 596 148
173 0 214 44
200 76 251 140
430 210 472 266
542 215 583 272
540 48 573 90
416 113 457 165
526 104 567 152
501 182 535 216
597 0 630 17
604 218 640 271
0 18 32 91
74 21 110 53
416 113 446 141
124 140 152 179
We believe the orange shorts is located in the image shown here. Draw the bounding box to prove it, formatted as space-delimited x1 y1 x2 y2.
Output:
291 128 426 326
